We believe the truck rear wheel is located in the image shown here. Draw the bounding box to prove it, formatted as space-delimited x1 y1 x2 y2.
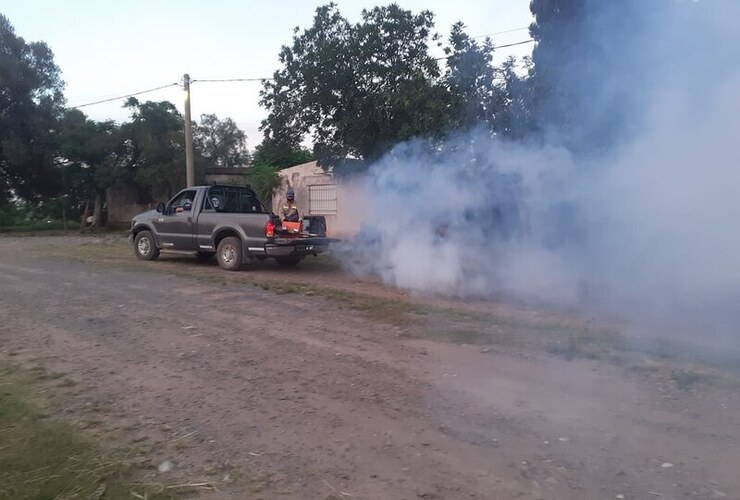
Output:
275 256 301 268
216 237 242 271
134 230 159 261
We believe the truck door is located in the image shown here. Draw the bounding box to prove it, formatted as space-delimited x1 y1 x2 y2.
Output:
153 189 198 250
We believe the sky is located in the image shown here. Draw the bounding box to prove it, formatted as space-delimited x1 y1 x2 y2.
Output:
1 0 534 149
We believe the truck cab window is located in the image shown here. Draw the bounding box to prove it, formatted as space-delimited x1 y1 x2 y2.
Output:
208 188 225 211
170 190 197 214
208 187 264 214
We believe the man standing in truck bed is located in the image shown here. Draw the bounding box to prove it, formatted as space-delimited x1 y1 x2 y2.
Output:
281 188 300 222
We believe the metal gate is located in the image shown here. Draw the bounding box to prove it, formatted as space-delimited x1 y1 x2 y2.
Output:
308 184 338 215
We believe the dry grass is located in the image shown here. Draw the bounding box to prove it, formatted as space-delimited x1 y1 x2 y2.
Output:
41 240 422 326
0 360 216 500
671 368 718 390
39 240 628 346
38 239 739 376
0 361 118 499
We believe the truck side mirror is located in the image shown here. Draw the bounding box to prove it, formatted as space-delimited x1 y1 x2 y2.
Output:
156 202 165 213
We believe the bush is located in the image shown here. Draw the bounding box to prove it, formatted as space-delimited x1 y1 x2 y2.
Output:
249 163 282 202
0 203 80 232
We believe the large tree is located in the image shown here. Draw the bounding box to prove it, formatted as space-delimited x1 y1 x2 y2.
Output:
529 0 586 136
247 140 314 204
260 3 452 166
0 14 65 204
444 22 512 136
251 139 313 170
194 113 249 168
58 109 124 225
529 0 650 150
119 98 189 200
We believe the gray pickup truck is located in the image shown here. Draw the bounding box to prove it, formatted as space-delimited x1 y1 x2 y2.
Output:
129 184 336 271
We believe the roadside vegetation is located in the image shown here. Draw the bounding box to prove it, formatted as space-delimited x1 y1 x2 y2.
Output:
0 357 235 499
1 361 139 499
39 238 740 384
0 205 80 233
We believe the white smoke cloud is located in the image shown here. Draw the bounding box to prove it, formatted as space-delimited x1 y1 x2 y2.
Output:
339 0 740 346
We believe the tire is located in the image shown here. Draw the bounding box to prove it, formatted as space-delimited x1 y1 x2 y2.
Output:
134 230 159 261
216 237 242 271
275 256 301 268
196 252 214 263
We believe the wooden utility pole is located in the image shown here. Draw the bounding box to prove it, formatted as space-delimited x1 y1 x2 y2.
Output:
183 73 195 187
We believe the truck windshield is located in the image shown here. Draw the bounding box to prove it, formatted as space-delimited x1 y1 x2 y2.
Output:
207 187 266 214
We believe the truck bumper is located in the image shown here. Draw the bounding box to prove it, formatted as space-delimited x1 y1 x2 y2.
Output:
264 243 329 258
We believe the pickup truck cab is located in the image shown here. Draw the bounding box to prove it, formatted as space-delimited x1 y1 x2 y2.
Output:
130 184 336 271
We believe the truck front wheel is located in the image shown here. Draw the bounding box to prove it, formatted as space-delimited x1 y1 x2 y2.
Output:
134 230 160 261
216 237 242 271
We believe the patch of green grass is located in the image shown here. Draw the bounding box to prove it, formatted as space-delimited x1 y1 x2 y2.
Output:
41 242 636 352
244 277 422 325
403 328 494 345
37 240 740 383
41 241 422 326
0 363 115 499
628 358 665 373
0 222 81 233
296 253 343 272
0 361 193 500
671 368 716 390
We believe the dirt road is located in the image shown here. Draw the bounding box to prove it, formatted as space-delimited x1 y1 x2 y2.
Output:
0 236 738 499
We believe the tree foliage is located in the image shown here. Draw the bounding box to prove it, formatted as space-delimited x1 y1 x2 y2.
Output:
251 139 313 169
0 5 556 225
529 0 586 134
58 109 123 222
530 0 650 150
194 113 249 168
118 98 189 200
248 140 313 203
0 14 65 204
259 4 536 168
248 164 282 202
260 3 453 164
444 22 517 136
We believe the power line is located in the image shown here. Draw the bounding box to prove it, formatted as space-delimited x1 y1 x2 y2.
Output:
192 78 273 83
69 82 180 109
491 39 534 49
471 26 530 39
435 38 534 61
66 30 532 108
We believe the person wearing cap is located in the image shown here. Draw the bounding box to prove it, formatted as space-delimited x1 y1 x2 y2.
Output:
281 189 300 222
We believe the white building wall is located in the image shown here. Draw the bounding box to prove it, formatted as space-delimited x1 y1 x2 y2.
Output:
273 161 367 237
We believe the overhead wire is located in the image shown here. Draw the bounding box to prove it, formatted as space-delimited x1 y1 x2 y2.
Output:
490 39 534 49
69 82 180 109
434 38 534 61
191 78 273 83
471 26 530 39
66 27 535 108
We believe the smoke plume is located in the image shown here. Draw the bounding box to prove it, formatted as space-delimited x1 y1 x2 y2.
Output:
340 0 740 347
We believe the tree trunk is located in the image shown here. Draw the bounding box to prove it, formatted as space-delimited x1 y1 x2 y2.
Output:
80 201 89 233
92 191 103 228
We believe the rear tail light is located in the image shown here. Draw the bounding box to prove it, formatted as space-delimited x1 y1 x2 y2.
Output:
265 220 275 237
